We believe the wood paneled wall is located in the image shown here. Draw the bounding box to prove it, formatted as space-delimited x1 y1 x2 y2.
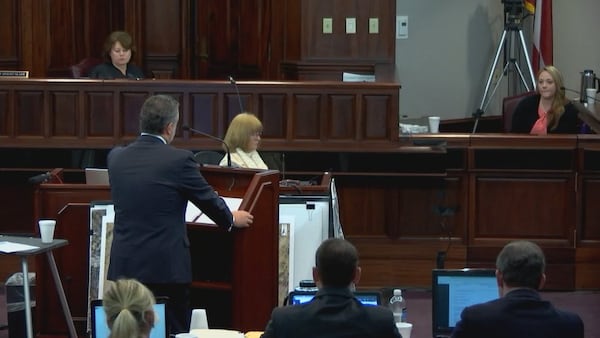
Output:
0 0 395 80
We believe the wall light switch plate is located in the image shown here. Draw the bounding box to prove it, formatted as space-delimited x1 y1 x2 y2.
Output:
369 18 379 34
346 17 356 34
396 15 408 39
323 18 333 34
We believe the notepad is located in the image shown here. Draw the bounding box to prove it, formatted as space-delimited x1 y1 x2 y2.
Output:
0 241 39 253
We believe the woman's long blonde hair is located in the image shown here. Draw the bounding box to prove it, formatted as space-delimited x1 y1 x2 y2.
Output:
103 279 155 338
538 65 568 130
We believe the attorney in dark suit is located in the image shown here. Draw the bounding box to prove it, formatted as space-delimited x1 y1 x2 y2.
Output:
511 65 580 134
451 240 584 338
261 238 401 338
107 94 254 334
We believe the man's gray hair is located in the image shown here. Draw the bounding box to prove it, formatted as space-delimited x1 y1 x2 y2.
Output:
496 240 545 289
139 95 179 134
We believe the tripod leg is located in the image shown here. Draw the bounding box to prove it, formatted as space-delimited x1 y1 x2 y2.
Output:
483 61 511 113
518 29 536 90
478 30 508 111
513 62 531 91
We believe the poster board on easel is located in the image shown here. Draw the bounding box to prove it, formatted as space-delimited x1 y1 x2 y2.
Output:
86 201 114 333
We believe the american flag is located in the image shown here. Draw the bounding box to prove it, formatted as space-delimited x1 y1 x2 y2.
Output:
524 0 553 70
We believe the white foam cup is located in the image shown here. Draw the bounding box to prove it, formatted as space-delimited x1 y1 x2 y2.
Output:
38 219 56 243
175 334 197 338
428 116 441 133
396 322 413 338
190 309 208 330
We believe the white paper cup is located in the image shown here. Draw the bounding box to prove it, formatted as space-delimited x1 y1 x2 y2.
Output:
586 88 597 106
190 308 208 330
396 322 413 338
175 334 197 338
428 116 441 133
39 219 56 243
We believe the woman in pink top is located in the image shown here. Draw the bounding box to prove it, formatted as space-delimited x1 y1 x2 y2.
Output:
511 66 580 134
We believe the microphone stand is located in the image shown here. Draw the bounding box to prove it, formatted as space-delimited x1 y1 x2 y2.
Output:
182 125 232 167
228 76 244 114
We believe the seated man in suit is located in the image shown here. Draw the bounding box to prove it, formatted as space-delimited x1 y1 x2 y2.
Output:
451 240 584 338
261 238 401 338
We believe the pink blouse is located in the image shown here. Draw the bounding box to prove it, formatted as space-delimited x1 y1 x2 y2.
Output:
530 105 548 135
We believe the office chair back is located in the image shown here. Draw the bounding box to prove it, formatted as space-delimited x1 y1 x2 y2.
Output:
69 57 103 78
194 151 224 166
502 91 536 132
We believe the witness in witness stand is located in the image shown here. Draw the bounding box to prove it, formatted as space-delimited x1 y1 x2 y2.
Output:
89 31 145 79
219 112 268 169
261 238 401 338
511 65 580 134
451 240 584 338
103 279 156 338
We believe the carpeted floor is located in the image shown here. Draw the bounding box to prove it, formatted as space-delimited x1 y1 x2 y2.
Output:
0 286 598 338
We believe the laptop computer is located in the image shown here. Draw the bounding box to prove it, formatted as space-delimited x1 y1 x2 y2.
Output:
90 297 169 338
287 290 381 306
431 268 498 338
85 168 110 185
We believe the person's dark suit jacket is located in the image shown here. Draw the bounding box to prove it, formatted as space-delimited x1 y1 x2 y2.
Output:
511 94 580 133
107 135 234 284
451 288 584 338
261 288 401 338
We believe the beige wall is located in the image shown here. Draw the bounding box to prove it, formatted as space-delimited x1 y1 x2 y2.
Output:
396 0 600 120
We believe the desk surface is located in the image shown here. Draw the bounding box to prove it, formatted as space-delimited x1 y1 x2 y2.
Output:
0 235 68 255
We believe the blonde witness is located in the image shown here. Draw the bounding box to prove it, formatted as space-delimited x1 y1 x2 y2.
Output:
511 65 580 134
103 279 156 338
220 113 268 169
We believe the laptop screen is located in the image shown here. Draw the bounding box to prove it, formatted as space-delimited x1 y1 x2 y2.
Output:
432 269 498 338
288 290 381 306
90 298 168 338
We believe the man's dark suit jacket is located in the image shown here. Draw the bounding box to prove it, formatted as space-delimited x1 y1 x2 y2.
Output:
107 135 233 284
511 94 580 133
451 288 584 338
261 288 401 338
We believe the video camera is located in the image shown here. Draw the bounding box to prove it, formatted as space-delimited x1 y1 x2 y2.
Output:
502 0 525 27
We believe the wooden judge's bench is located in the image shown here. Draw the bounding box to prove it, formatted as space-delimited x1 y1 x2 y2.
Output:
1 79 600 337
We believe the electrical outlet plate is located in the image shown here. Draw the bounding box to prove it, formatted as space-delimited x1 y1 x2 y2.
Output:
323 18 333 34
396 15 408 39
346 17 356 34
369 18 379 34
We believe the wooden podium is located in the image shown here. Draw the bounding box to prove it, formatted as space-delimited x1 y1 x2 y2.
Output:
33 167 279 336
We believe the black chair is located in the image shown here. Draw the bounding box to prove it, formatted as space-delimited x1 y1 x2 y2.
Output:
193 151 224 166
502 91 536 132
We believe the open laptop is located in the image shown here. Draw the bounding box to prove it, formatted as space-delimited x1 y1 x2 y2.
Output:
432 269 498 338
287 290 381 306
85 168 110 185
90 297 169 338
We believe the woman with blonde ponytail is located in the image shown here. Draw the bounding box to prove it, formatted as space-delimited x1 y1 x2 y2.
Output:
103 279 156 338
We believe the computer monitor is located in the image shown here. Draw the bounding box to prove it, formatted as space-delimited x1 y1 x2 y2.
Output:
432 268 498 338
85 168 110 185
288 290 381 306
90 297 168 338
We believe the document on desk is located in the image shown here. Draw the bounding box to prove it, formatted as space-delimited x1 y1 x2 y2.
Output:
186 197 243 224
0 241 39 253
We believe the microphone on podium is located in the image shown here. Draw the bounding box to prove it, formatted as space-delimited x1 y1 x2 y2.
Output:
228 75 244 114
182 125 232 167
28 172 51 184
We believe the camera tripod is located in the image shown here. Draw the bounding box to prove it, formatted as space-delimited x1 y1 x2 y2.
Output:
472 20 536 133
